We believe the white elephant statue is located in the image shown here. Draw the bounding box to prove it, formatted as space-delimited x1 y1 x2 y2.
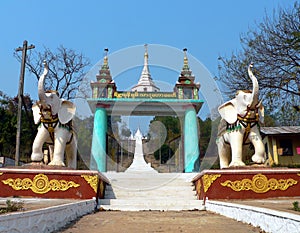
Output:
31 61 77 168
216 63 265 168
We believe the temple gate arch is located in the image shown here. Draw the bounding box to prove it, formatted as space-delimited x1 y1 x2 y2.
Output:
87 45 204 173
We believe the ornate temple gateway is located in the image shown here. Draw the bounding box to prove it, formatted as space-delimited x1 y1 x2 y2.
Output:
88 45 203 172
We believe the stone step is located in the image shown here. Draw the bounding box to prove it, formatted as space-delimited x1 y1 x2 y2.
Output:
104 185 197 199
99 199 205 211
105 184 195 191
104 192 197 200
108 182 194 191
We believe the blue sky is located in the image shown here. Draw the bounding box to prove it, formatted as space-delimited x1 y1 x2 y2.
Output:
0 0 296 129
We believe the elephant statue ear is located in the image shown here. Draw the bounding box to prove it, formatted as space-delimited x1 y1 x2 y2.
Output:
218 100 238 124
32 103 41 124
58 100 76 124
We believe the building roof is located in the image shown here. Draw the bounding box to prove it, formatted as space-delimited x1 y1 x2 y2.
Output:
260 126 300 135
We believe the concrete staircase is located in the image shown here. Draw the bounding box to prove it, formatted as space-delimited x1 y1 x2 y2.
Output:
99 171 205 211
99 129 204 211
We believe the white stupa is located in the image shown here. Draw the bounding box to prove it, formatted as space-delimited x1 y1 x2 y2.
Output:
131 44 160 92
125 128 157 173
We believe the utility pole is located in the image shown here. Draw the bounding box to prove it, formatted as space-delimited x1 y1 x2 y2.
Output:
15 40 35 166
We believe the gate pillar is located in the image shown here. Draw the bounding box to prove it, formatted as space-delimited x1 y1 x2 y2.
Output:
90 107 107 172
184 108 200 172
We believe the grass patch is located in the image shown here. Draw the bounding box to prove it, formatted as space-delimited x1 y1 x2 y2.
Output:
0 200 24 214
292 201 300 212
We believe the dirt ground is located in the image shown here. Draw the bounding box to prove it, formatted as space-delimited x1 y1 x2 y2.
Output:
56 210 265 233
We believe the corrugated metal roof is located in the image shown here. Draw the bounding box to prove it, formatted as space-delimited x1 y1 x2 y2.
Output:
260 126 300 135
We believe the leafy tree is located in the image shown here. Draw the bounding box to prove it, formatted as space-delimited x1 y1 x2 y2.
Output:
148 116 181 163
0 92 36 162
149 116 180 139
14 45 90 100
154 144 173 164
217 2 300 126
107 116 122 138
120 121 131 138
198 117 212 157
73 116 93 157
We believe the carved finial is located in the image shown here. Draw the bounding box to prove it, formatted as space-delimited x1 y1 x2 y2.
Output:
183 48 189 68
144 44 148 58
103 48 109 66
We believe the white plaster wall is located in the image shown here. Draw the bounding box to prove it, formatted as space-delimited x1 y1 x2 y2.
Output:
206 200 300 233
0 199 96 233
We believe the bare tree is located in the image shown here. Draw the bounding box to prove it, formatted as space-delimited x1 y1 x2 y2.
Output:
15 45 90 100
217 2 300 125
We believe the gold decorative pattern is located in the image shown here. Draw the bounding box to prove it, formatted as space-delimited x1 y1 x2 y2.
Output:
0 173 3 176
196 180 202 195
202 174 221 192
81 175 99 193
221 174 297 193
2 174 80 194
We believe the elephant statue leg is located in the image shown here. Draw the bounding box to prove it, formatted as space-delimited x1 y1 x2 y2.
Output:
31 127 51 162
48 145 54 163
48 129 69 167
226 130 246 167
65 138 77 169
248 129 265 164
217 137 231 168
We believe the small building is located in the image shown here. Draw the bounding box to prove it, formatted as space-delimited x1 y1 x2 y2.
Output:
261 126 300 166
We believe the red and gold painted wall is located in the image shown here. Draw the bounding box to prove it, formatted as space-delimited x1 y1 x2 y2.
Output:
193 168 300 200
0 168 109 199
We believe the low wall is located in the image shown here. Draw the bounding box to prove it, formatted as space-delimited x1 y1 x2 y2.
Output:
0 199 96 233
206 200 300 233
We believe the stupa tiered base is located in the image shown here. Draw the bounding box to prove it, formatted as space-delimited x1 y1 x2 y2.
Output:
193 167 300 200
0 165 109 199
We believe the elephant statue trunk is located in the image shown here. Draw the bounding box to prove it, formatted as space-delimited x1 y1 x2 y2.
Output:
38 60 49 104
248 63 259 110
31 61 77 168
216 63 265 168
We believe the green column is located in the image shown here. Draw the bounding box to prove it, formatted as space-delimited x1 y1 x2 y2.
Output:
184 108 200 172
90 108 107 172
